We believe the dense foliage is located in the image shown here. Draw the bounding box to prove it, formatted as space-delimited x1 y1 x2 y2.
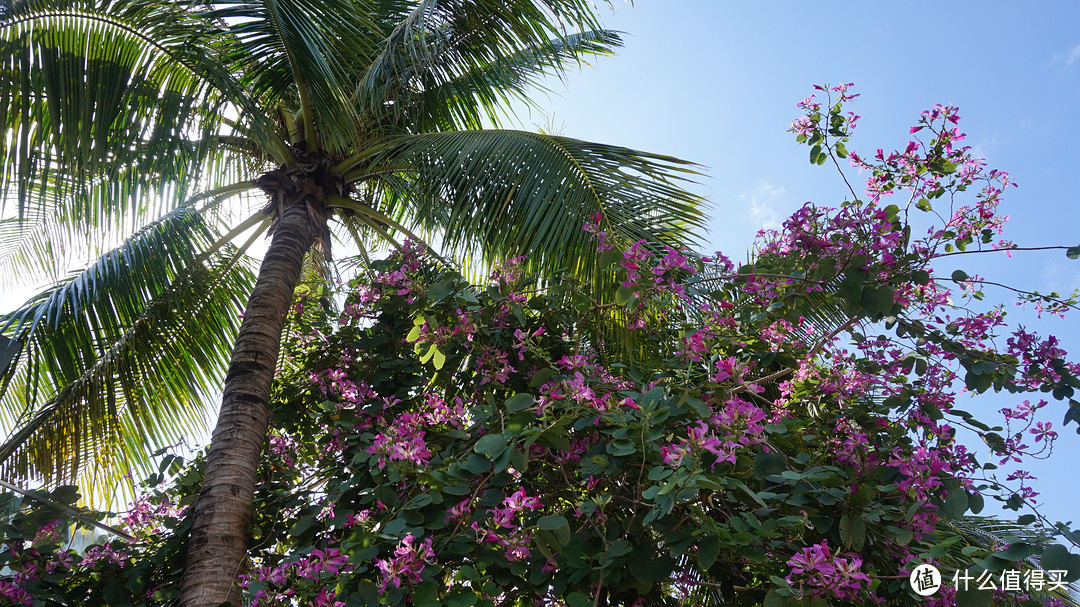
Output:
2 87 1079 607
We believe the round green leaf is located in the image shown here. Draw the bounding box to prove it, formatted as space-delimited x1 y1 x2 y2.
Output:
537 514 568 531
473 434 508 460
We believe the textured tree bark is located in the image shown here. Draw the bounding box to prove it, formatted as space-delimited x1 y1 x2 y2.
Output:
178 187 326 607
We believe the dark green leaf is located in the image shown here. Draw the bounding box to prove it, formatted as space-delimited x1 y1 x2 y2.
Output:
474 434 509 460
697 536 720 569
968 492 984 515
763 589 799 607
289 516 316 537
1041 544 1080 582
754 452 786 479
839 514 866 551
992 542 1032 561
941 488 970 519
566 593 591 607
537 515 568 531
956 589 993 607
505 393 534 413
529 368 556 388
412 582 438 605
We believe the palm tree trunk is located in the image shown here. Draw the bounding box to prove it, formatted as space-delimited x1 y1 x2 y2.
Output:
179 192 325 607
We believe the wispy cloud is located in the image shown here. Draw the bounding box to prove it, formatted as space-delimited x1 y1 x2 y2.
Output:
1042 261 1080 293
1069 43 1080 66
1053 43 1080 67
739 183 784 231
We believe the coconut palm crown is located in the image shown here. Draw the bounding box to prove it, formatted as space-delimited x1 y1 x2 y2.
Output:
0 0 705 604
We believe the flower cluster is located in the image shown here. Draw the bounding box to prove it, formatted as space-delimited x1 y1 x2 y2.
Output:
367 412 433 468
241 547 351 607
785 541 872 601
470 488 543 562
374 535 435 593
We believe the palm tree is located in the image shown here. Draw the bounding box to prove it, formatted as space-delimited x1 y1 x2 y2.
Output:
0 0 704 604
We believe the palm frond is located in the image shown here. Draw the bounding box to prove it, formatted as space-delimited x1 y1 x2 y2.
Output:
357 0 621 132
0 208 256 499
203 0 381 153
344 129 707 281
939 517 1080 605
0 0 276 231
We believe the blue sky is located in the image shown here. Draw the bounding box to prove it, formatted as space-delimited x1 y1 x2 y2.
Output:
512 2 1080 529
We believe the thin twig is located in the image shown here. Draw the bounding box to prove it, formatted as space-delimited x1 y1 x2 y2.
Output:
934 245 1075 259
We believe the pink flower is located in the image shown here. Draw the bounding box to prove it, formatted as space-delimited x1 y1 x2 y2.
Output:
311 589 345 607
375 535 436 593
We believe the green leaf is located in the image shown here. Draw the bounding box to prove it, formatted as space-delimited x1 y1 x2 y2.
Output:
992 542 1032 561
1041 544 1080 582
412 582 438 605
889 526 913 546
956 589 993 607
289 516 316 537
1066 246 1080 260
964 371 993 394
0 335 20 379
474 434 509 460
383 517 406 536
1064 401 1080 427
566 593 591 607
607 539 633 558
839 514 866 551
763 589 799 607
606 439 636 457
537 514 568 531
432 347 446 370
463 454 490 475
941 488 970 519
697 536 720 569
754 451 786 479
529 368 556 388
968 492 984 515
426 280 452 301
951 269 969 282
445 592 479 607
505 393 535 413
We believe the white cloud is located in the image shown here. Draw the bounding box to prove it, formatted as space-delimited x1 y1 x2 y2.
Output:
1055 43 1080 67
739 182 784 231
1042 261 1080 294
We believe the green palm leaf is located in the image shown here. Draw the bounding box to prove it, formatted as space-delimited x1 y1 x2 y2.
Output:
357 0 620 132
0 209 256 496
203 0 379 154
3 0 229 216
345 129 706 277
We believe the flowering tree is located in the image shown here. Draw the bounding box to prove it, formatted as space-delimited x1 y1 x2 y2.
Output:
1 86 1079 607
